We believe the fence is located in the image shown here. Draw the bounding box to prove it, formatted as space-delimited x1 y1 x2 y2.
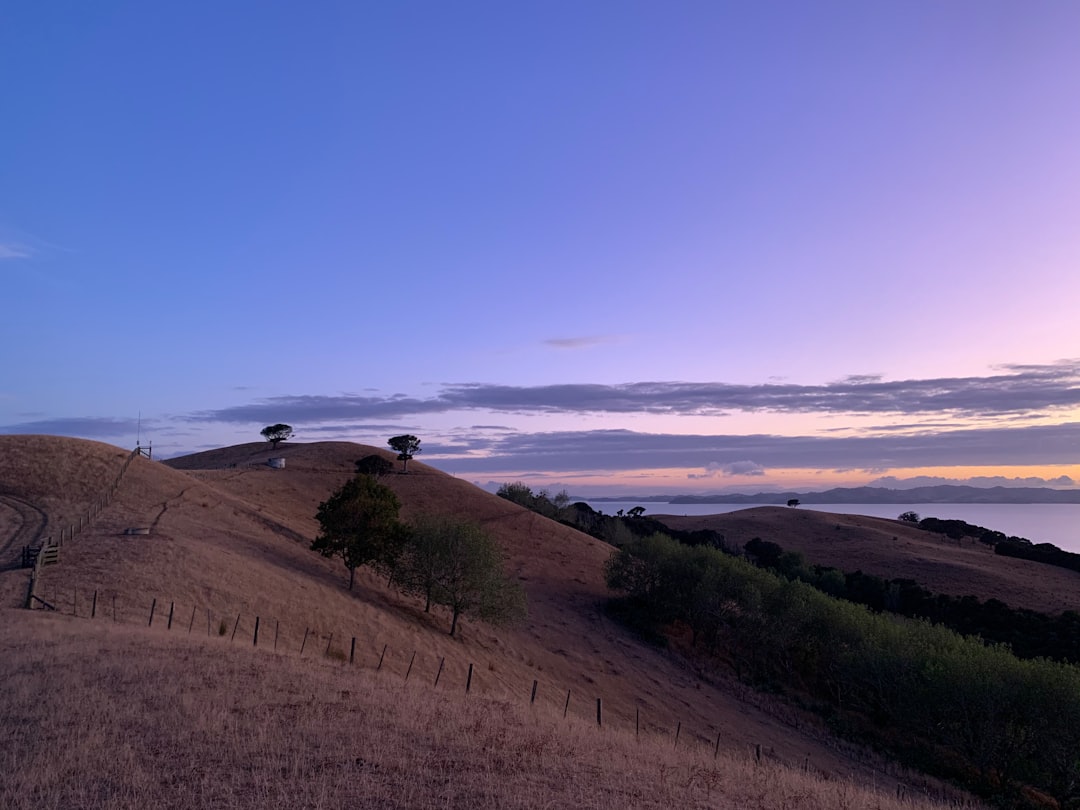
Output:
24 446 142 610
23 578 986 809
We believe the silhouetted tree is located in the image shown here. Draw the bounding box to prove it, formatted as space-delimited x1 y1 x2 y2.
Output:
260 423 293 448
898 511 921 523
787 498 800 508
355 454 393 478
388 434 421 472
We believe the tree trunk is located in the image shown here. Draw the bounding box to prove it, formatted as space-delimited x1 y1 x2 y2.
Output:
449 608 460 636
348 565 356 591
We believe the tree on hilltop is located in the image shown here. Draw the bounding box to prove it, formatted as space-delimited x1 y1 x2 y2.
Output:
388 434 421 472
260 423 293 448
311 474 404 590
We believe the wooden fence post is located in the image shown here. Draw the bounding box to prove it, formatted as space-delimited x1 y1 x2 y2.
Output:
300 628 309 656
404 651 416 682
377 644 387 671
674 721 681 749
530 679 538 705
254 616 260 647
167 602 174 630
188 605 196 633
230 614 240 641
563 690 571 718
91 590 97 619
350 637 356 664
755 743 761 763
596 698 602 727
714 731 721 759
274 619 279 652
148 598 156 627
434 657 444 688
325 633 333 656
466 663 473 694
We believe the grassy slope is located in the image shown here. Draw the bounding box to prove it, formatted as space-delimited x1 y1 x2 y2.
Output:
656 508 1080 615
0 436 985 808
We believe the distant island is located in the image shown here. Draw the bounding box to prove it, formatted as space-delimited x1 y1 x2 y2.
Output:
587 485 1080 505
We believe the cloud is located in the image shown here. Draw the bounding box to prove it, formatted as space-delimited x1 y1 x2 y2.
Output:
420 422 1080 475
0 416 141 439
871 474 1077 489
543 335 617 350
187 360 1080 424
0 243 31 260
689 461 767 479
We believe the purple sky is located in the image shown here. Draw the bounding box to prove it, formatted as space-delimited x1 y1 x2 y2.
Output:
2 2 1079 495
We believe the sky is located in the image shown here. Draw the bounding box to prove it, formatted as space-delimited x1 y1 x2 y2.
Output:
2 1 1079 496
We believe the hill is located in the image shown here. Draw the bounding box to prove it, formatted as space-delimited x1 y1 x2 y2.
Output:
1 436 983 808
652 507 1080 615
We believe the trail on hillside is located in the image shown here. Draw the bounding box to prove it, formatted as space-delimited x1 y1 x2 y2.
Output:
0 495 47 569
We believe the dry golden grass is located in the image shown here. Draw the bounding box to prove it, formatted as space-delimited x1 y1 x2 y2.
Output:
0 610 976 810
657 508 1080 615
0 436 995 807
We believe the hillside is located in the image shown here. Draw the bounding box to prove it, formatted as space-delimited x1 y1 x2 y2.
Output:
654 507 1080 615
0 436 984 808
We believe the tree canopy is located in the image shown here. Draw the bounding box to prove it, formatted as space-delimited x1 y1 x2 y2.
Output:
388 435 421 472
399 516 526 636
260 423 293 448
311 474 403 590
355 454 393 478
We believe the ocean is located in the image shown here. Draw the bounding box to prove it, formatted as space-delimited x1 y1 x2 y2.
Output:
582 501 1080 554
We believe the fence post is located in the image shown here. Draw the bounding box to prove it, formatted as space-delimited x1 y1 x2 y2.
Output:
230 614 240 641
377 644 387 671
636 707 639 738
674 721 681 749
466 663 473 694
188 605 196 633
274 619 279 652
755 743 761 763
325 633 333 656
350 637 356 664
714 731 721 759
563 690 571 718
148 598 156 627
596 698 602 727
167 602 174 630
254 616 260 647
404 651 416 682
434 657 444 688
300 628 309 656
530 679 538 705
91 590 97 619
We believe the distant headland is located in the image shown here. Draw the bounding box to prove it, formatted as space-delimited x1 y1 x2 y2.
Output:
587 485 1080 505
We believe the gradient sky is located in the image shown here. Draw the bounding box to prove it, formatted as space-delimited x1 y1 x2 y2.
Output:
3 2 1079 495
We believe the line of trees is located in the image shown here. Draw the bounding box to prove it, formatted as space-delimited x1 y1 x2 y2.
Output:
312 470 525 636
605 533 1080 808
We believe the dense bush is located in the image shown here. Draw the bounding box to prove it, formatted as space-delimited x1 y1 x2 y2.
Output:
605 534 1080 808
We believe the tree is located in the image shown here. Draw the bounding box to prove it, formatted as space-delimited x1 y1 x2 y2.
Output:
787 498 800 508
260 423 293 448
311 474 403 590
399 517 525 636
627 506 646 518
355 454 393 478
388 434 421 472
898 511 921 523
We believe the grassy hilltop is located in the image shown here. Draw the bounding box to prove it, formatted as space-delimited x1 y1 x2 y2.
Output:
0 436 1011 809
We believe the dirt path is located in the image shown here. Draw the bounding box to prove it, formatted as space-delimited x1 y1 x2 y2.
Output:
0 495 47 568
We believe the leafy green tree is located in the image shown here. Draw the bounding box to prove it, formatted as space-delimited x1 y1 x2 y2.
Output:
388 434 421 472
401 517 525 636
355 454 393 478
311 474 403 590
260 423 293 448
898 511 920 523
